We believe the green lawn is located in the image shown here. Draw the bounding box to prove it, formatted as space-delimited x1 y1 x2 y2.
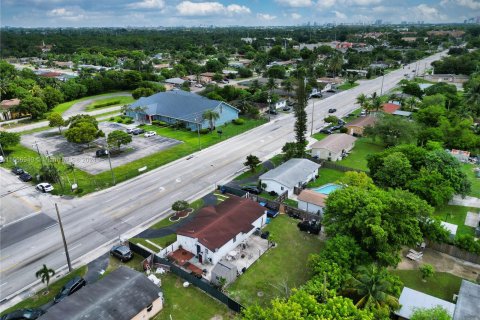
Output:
433 205 478 236
149 199 204 230
307 168 346 188
153 273 234 320
227 215 324 306
131 234 177 252
0 266 88 316
390 270 463 302
337 82 359 90
50 92 130 115
462 163 480 198
312 132 328 141
337 138 384 171
85 96 135 111
234 167 267 181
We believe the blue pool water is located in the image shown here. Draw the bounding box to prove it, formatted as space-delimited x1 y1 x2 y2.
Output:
311 183 342 195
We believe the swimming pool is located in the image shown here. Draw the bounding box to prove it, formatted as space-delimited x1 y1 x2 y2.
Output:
311 183 342 195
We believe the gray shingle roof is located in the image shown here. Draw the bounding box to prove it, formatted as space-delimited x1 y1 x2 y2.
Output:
311 133 357 154
395 287 455 319
41 267 162 320
129 90 234 123
453 280 480 320
259 158 320 189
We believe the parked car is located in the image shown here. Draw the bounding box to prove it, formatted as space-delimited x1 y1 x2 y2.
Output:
326 89 337 93
241 185 261 194
360 110 366 116
282 106 291 111
96 149 109 157
53 276 87 304
0 308 45 320
338 119 345 126
319 128 333 134
144 131 156 137
19 172 32 182
110 245 133 262
12 167 24 175
194 84 203 88
132 128 145 135
331 125 343 131
328 108 337 113
221 79 229 84
36 183 54 193
268 109 278 115
0 155 4 163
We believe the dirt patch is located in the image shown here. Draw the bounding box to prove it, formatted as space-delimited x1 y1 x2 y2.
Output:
397 247 480 282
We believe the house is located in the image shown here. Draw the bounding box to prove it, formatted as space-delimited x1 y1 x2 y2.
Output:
346 116 377 136
211 260 238 286
259 158 320 196
0 98 21 121
382 103 401 114
424 74 469 84
42 267 163 320
175 196 266 265
310 134 357 161
449 149 470 163
395 287 455 320
126 90 239 130
164 77 186 87
297 189 327 216
453 280 480 320
392 110 412 118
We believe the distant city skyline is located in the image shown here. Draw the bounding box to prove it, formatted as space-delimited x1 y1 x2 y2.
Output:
1 0 479 28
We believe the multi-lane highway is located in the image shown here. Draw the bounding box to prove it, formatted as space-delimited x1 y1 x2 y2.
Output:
0 51 445 309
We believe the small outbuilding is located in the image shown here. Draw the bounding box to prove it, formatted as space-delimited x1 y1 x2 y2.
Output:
211 260 238 286
345 116 377 136
310 133 357 161
297 189 327 216
453 280 480 320
395 287 455 319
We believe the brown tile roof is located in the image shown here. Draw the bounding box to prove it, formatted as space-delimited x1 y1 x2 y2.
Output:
176 196 265 251
311 133 357 154
298 189 328 207
382 103 401 114
0 98 21 110
346 116 377 128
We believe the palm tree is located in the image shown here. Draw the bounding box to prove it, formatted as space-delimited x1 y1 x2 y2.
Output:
281 78 294 97
356 93 368 109
329 54 344 79
202 110 220 131
265 77 277 91
36 264 55 292
404 97 418 111
343 265 399 311
371 96 383 112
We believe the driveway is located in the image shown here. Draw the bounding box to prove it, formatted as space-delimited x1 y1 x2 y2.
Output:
63 92 131 117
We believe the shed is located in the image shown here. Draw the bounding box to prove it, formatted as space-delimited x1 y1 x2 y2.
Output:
453 280 480 320
395 287 455 319
297 189 327 216
211 260 238 286
310 133 357 161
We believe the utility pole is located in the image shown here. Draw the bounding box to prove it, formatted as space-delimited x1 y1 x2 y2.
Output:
33 141 44 168
195 117 201 150
55 203 72 273
106 145 116 185
310 99 315 136
380 71 385 96
267 95 272 122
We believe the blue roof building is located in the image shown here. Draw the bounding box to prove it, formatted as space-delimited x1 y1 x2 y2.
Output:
127 90 239 130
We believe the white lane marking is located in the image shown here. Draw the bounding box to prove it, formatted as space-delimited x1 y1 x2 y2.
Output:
158 187 165 192
44 223 58 231
0 282 8 287
69 244 82 251
175 178 181 183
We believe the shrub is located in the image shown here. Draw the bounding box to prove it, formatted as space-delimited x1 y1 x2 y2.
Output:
199 128 210 134
120 115 126 119
233 118 245 125
269 191 278 196
419 264 435 280
454 234 480 254
94 100 120 108
116 119 123 123
109 117 115 121
125 119 134 124
152 120 167 127
339 127 348 133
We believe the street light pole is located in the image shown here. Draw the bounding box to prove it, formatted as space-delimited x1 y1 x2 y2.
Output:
55 203 72 273
106 144 116 185
33 141 44 168
267 95 271 122
310 98 315 136
380 72 385 96
195 117 201 150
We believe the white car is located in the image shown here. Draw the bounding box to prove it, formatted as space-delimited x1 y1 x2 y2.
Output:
36 182 54 193
0 155 4 163
195 84 203 88
144 131 157 137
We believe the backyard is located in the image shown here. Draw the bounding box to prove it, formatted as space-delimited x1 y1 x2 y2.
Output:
227 215 324 306
433 205 478 236
307 168 346 188
337 137 384 171
462 163 480 198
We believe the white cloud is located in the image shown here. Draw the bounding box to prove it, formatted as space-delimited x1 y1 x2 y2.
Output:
414 4 447 20
49 8 75 16
317 0 337 8
275 0 313 7
47 7 86 21
291 12 302 19
456 0 480 9
348 0 382 5
257 13 277 21
176 1 250 16
127 0 165 9
333 10 347 19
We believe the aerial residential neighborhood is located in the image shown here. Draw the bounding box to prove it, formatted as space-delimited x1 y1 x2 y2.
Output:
1 1 480 319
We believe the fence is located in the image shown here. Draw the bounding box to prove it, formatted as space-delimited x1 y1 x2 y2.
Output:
425 240 480 265
129 242 244 313
313 159 366 173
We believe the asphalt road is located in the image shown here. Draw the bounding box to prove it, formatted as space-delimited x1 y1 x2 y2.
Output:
0 51 446 308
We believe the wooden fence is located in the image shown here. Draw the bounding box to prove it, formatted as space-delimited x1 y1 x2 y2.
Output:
426 240 480 264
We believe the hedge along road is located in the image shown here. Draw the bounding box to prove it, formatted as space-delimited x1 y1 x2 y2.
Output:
5 92 132 133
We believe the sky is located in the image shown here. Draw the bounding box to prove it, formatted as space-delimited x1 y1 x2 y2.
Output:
1 0 479 28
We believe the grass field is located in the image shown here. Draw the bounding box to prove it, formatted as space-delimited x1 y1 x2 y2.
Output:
131 234 177 252
85 96 134 111
312 132 328 141
462 163 480 198
153 273 234 320
50 92 130 115
337 138 384 171
337 82 359 90
227 215 324 306
433 205 478 236
307 168 346 188
390 270 463 302
0 266 88 316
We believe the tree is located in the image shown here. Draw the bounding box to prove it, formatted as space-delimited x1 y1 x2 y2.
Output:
419 264 435 281
35 264 55 292
324 115 340 124
281 78 294 96
364 114 418 147
47 112 66 134
107 130 132 150
293 74 307 156
0 132 20 149
15 96 48 120
131 87 154 99
64 121 99 145
356 93 368 109
244 154 261 173
172 200 189 212
202 110 220 131
265 77 277 91
464 76 480 116
372 152 412 188
343 264 400 312
411 306 452 320
402 82 423 98
43 86 64 110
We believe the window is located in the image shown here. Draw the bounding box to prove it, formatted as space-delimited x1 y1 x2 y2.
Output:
205 248 209 254
281 186 284 191
147 304 153 312
233 235 237 243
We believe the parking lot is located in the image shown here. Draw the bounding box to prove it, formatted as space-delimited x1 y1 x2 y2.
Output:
21 122 182 174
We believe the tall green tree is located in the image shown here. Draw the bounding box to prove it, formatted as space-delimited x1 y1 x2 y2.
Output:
293 73 307 156
356 93 368 109
364 114 418 147
47 112 66 134
107 130 132 150
64 122 99 145
0 132 20 149
244 154 261 173
15 96 48 119
35 264 55 292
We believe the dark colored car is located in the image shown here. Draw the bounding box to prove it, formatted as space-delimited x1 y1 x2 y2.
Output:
96 149 109 157
241 185 261 194
110 245 133 262
330 125 343 131
326 89 337 93
0 308 45 320
319 128 333 134
132 128 145 135
268 109 278 115
19 172 32 182
328 108 337 113
338 119 345 126
282 106 291 111
12 167 24 175
260 231 270 239
54 276 87 304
